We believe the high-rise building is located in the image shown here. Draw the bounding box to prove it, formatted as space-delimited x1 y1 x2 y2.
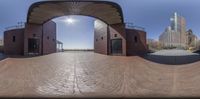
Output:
159 12 187 48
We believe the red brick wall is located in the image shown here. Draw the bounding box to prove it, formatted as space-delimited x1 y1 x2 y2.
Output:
4 29 24 55
42 21 56 55
24 23 43 55
109 23 126 55
94 20 108 55
94 21 127 56
24 21 56 55
126 29 147 56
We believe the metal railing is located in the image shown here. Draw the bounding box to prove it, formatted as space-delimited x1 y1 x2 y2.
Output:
125 22 145 31
5 22 25 31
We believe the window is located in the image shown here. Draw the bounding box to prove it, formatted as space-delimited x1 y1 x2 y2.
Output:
101 37 103 40
33 34 36 37
114 34 117 37
134 36 138 43
47 36 49 40
12 36 16 42
53 39 55 42
96 39 98 42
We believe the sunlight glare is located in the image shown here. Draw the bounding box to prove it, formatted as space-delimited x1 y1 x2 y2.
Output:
64 18 75 24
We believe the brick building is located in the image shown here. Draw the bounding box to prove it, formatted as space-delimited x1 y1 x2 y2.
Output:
4 0 147 56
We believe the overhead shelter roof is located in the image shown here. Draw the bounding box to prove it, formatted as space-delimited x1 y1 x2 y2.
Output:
27 0 124 25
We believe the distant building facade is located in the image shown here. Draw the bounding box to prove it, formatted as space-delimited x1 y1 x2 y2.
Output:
159 12 187 48
186 29 198 48
0 38 3 46
147 38 161 50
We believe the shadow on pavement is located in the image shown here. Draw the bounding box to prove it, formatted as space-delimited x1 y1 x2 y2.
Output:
0 53 7 61
142 53 200 65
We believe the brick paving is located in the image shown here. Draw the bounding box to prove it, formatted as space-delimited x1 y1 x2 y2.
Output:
0 51 200 97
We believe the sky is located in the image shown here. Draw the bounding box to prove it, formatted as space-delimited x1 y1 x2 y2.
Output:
53 16 95 49
0 0 200 49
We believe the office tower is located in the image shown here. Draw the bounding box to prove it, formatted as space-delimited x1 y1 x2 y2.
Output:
159 12 187 48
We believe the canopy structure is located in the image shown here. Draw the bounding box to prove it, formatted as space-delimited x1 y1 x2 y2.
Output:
27 0 124 25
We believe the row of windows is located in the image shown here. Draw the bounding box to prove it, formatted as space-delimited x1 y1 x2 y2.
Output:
95 34 138 43
12 34 56 43
33 34 55 42
47 36 55 42
12 34 137 43
96 34 118 42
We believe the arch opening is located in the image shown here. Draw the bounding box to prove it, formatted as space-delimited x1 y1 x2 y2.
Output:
52 15 95 51
22 0 127 56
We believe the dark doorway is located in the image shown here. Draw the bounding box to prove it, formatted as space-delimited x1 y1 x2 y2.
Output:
111 39 122 55
28 38 39 54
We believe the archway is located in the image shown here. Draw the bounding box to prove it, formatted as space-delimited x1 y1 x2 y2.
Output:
24 0 127 56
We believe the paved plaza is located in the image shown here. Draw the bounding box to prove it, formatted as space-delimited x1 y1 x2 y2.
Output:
0 51 200 98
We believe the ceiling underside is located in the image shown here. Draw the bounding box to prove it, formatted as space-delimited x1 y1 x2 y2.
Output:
27 1 124 25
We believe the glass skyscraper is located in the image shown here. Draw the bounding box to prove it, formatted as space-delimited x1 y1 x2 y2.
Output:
159 12 187 48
